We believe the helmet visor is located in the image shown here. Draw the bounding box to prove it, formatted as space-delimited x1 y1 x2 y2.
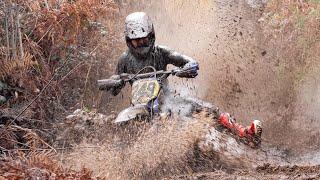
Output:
130 37 150 48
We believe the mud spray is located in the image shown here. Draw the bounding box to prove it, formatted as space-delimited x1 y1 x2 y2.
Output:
63 0 320 178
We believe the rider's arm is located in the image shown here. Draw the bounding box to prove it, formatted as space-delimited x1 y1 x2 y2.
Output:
111 53 127 96
159 45 199 78
159 45 197 67
116 52 127 74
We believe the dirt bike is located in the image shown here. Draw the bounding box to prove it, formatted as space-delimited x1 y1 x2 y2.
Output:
97 65 261 148
97 65 197 123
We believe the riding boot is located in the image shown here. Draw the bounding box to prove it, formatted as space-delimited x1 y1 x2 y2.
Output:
218 113 262 139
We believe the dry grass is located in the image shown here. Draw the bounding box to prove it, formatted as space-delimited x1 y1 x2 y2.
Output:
64 112 217 179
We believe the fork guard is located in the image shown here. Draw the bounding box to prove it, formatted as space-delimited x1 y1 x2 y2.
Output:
115 104 150 123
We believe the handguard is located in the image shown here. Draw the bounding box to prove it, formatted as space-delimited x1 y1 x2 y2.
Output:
175 62 199 78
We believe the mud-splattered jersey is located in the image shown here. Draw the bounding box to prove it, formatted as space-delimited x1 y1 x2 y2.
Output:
112 45 196 95
116 45 195 74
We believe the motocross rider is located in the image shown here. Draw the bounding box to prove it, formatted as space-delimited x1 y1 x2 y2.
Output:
108 12 262 144
110 12 198 96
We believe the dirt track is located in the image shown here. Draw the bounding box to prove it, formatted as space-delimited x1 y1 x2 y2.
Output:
62 107 319 179
170 164 320 180
115 0 320 159
62 0 320 179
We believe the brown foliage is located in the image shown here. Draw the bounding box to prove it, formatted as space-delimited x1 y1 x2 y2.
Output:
0 0 118 105
0 152 93 179
28 0 111 59
0 124 54 152
0 53 38 80
0 0 119 148
0 126 16 150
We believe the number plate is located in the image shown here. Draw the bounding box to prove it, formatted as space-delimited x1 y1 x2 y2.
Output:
131 78 160 105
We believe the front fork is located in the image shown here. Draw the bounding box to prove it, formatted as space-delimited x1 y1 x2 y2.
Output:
147 98 160 119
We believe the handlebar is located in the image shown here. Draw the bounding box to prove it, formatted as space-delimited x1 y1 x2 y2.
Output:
97 69 177 91
124 70 174 81
98 62 199 91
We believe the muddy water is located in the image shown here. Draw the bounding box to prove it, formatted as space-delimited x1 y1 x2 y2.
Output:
63 109 308 179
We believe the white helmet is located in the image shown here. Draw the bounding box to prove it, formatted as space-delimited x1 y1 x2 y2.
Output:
125 12 155 58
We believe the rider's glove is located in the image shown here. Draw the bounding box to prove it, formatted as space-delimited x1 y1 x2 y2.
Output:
110 75 125 96
110 75 125 87
175 62 199 78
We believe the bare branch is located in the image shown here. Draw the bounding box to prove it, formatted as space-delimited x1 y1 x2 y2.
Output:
17 11 24 60
4 2 10 60
9 3 17 59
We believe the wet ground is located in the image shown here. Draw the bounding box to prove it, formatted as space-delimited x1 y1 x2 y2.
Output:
61 105 319 179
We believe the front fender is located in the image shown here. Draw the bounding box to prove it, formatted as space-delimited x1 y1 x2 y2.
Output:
115 104 149 123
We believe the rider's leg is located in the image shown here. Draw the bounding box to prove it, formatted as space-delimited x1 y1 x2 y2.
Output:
218 112 262 138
